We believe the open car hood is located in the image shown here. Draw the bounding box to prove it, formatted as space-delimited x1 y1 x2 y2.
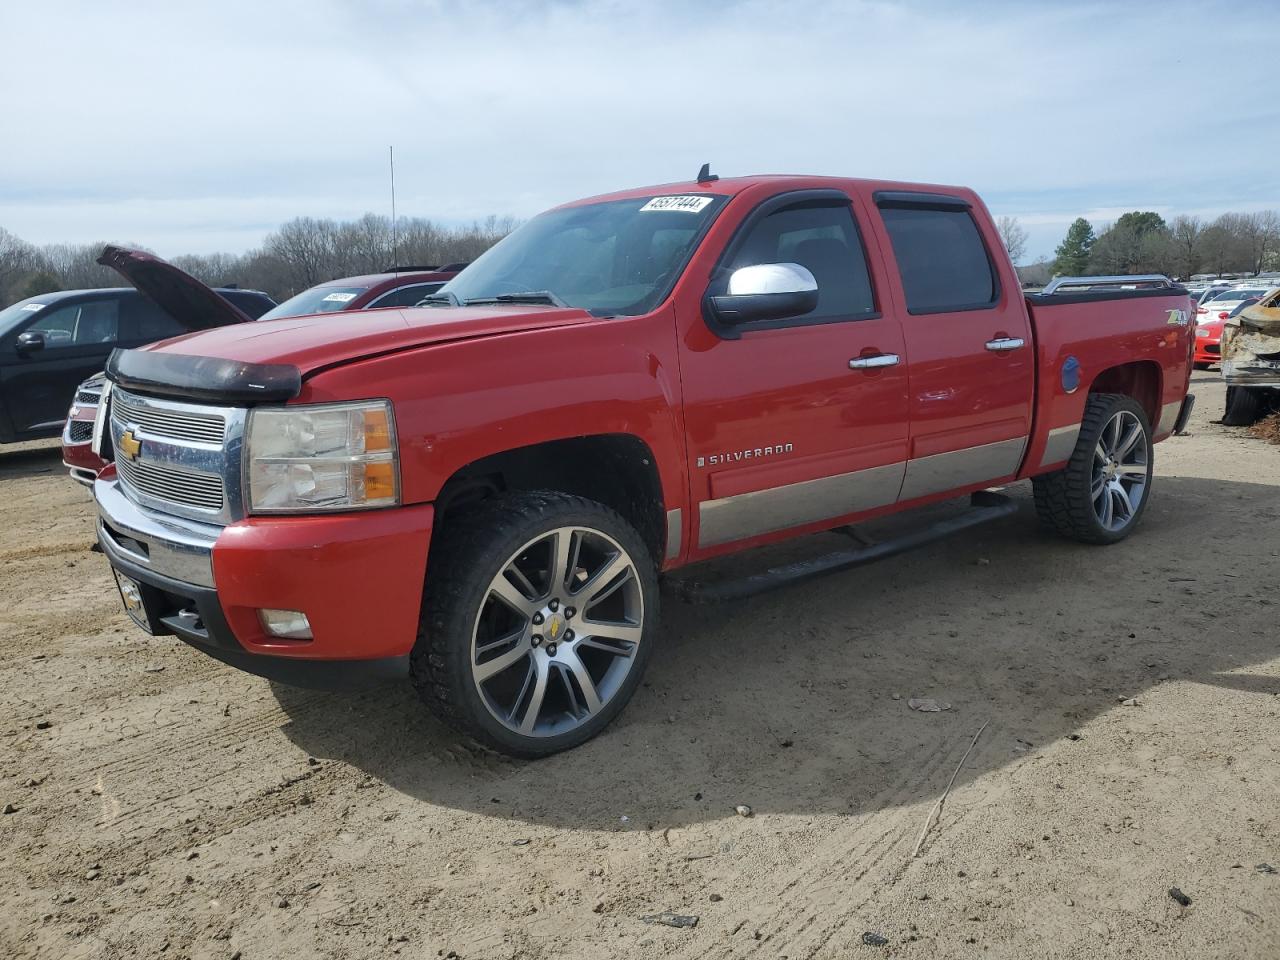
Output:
97 245 254 330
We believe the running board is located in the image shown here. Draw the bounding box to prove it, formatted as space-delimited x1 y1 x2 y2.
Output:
672 491 1017 603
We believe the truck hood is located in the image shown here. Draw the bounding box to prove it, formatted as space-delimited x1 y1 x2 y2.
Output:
100 242 598 403
141 302 597 374
97 245 256 329
105 303 598 404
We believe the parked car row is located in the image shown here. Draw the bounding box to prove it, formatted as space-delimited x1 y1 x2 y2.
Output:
1 263 466 485
1192 284 1271 369
0 286 275 445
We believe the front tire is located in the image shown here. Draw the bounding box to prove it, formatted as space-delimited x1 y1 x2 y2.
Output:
411 492 658 758
1033 393 1154 545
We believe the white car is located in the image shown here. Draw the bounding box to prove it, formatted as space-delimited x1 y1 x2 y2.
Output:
1197 286 1271 320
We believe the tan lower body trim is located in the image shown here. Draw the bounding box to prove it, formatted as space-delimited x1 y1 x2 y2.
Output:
698 461 904 548
898 436 1027 502
1039 423 1081 467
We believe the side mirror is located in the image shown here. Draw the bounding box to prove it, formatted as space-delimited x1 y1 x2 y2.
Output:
707 263 819 326
15 331 46 356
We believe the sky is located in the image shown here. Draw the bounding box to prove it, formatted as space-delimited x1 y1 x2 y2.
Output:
2 0 1278 263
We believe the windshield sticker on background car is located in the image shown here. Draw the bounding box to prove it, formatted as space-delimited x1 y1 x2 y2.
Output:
640 195 715 214
21 303 44 311
321 292 359 303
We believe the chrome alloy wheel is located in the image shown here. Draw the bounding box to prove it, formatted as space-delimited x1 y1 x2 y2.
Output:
1091 410 1148 532
470 526 644 738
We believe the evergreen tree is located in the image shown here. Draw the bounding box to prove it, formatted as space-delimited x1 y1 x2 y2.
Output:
1053 218 1096 276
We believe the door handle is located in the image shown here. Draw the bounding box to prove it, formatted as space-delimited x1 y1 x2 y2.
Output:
985 337 1025 352
849 354 900 369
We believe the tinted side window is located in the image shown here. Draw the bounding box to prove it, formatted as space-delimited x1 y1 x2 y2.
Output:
727 202 876 320
122 294 183 341
221 291 275 319
28 298 120 346
880 207 998 313
370 283 446 308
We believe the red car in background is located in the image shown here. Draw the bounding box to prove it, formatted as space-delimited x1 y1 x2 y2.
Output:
62 264 468 485
255 265 467 321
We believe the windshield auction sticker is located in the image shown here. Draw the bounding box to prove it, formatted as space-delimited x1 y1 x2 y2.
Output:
640 195 714 213
321 292 359 303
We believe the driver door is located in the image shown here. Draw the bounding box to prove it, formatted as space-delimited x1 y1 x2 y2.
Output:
678 190 910 557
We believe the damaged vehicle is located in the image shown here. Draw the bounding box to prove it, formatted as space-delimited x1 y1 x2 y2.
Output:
1221 287 1280 425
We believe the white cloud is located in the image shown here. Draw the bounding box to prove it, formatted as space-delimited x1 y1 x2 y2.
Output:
1 0 1276 257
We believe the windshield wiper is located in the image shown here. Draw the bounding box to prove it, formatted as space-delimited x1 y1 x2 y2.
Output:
418 291 460 307
463 291 568 308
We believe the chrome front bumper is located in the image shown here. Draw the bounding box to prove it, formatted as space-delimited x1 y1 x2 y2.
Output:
95 477 221 588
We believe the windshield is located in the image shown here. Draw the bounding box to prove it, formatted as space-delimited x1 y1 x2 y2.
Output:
0 296 53 335
257 285 368 321
439 194 728 316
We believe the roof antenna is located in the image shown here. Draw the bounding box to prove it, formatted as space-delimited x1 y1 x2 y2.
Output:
389 145 399 275
697 162 718 184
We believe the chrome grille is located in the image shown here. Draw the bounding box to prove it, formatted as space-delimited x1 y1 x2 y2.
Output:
76 387 103 405
112 393 226 445
108 388 244 523
115 454 225 511
68 421 93 443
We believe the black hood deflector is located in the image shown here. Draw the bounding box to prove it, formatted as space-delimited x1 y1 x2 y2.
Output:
106 349 301 405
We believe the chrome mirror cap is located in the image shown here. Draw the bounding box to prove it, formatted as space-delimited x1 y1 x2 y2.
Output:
726 262 817 296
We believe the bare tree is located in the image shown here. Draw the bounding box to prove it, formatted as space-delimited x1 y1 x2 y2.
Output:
996 216 1029 265
0 227 40 304
1167 215 1205 280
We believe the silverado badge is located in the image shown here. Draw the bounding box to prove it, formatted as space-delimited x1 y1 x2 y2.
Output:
118 429 142 461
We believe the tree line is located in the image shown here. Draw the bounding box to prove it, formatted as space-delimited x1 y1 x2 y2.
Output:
1013 209 1280 286
0 213 519 308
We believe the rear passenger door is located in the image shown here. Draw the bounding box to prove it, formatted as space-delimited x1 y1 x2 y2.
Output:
872 193 1033 502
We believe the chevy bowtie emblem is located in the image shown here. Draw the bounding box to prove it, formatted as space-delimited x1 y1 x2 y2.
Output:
118 429 142 461
548 615 564 640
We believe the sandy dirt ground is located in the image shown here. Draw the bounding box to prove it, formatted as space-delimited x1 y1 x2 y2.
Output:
1 371 1277 960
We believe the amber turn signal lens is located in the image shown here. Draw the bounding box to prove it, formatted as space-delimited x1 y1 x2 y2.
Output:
362 461 396 501
363 408 393 452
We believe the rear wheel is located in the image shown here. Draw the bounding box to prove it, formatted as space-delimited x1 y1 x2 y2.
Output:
1033 393 1153 545
411 492 657 758
1222 385 1265 426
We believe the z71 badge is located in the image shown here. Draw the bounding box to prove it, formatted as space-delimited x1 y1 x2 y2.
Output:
1166 308 1189 326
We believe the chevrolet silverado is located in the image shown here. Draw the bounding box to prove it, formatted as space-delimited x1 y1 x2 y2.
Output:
91 172 1195 756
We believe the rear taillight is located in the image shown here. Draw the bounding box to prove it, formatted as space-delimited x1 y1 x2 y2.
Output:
1218 312 1230 320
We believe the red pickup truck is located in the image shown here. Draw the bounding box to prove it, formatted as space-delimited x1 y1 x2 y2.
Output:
92 172 1195 757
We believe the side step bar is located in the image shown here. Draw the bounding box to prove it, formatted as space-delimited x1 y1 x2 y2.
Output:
673 491 1017 604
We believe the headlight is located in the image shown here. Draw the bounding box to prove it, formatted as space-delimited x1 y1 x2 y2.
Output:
1195 327 1211 338
246 400 399 513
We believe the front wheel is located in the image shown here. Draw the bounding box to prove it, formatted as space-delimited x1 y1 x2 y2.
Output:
1033 393 1154 545
411 492 658 758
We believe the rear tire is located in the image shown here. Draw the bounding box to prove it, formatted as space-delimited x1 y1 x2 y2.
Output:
1033 393 1153 545
1222 385 1265 426
411 491 658 758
